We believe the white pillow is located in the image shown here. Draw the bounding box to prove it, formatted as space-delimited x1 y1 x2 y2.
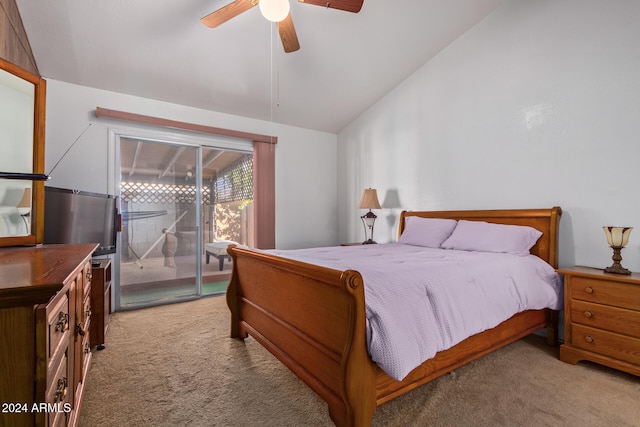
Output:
440 220 542 255
398 217 458 248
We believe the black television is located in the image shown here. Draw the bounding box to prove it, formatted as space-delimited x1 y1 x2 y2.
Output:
44 186 118 256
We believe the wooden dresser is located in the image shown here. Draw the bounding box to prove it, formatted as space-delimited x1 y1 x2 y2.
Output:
0 243 98 427
558 266 640 376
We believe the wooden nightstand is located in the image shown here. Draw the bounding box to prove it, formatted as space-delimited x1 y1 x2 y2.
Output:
557 266 640 376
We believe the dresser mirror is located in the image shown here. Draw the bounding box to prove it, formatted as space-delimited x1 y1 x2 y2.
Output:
0 58 46 246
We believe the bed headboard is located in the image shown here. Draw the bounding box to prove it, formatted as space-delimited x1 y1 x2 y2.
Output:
398 207 562 268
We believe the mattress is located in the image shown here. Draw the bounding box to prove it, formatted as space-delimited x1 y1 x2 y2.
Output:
268 243 562 380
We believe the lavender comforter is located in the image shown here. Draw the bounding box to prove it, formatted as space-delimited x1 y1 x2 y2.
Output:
267 243 562 381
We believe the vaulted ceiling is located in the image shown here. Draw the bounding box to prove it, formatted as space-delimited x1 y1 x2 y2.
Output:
16 0 504 133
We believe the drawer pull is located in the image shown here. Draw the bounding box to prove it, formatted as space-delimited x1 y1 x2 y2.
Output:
54 377 68 402
583 311 593 318
76 322 86 337
55 312 69 332
84 343 91 354
85 306 92 317
584 335 594 343
584 286 594 294
86 269 92 281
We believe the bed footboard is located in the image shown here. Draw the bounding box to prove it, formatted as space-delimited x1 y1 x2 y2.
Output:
226 245 377 426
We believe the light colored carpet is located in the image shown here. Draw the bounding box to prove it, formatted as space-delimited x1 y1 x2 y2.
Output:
79 296 640 426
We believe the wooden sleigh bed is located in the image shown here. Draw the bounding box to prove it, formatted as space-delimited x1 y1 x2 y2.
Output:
225 207 562 426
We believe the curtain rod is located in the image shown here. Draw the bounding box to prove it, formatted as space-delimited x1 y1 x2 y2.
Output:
95 107 277 145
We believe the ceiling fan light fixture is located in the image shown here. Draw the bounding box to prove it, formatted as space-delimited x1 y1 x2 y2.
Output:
259 0 290 22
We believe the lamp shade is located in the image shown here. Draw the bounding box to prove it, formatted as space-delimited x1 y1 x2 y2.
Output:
17 188 31 208
603 226 632 248
259 0 290 22
359 188 381 210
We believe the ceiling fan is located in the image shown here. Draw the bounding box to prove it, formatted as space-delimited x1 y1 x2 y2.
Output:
201 0 364 53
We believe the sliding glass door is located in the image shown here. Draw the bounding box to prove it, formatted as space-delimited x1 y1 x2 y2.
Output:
118 139 202 308
114 134 254 310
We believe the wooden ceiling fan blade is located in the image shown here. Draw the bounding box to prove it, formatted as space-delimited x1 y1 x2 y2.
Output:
278 13 300 53
298 0 364 13
200 0 257 28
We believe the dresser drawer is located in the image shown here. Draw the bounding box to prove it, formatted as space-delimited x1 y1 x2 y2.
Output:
569 276 640 311
82 332 92 374
45 350 70 415
47 293 70 360
82 292 92 327
571 323 640 365
49 410 67 427
571 300 640 339
84 262 93 297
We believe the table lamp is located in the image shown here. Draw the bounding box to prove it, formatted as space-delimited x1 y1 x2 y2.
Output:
603 226 633 274
359 188 381 244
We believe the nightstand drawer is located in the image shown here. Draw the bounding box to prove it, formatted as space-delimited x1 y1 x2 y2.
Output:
571 300 640 338
569 276 640 311
571 323 640 365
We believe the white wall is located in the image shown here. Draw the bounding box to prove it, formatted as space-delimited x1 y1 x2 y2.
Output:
338 0 640 270
44 79 338 250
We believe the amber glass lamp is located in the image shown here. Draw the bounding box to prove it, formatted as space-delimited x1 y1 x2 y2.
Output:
603 226 633 275
359 188 381 244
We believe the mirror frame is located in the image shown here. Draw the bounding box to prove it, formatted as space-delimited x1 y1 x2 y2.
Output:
0 57 46 247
